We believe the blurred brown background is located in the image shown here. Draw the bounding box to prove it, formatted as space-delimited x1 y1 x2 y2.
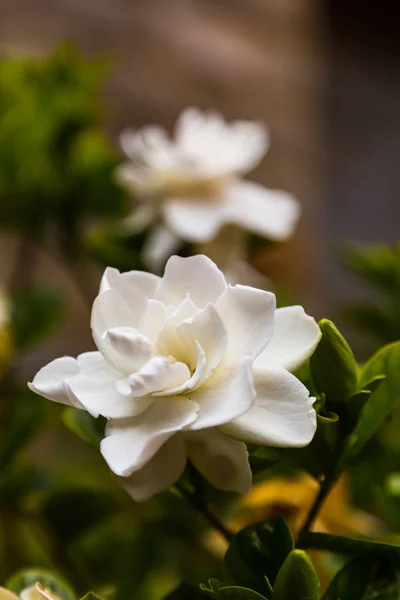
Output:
1 0 399 363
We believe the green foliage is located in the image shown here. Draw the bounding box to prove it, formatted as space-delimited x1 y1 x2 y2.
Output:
310 319 358 406
273 550 320 600
0 388 47 471
164 583 207 599
62 407 106 450
84 224 146 271
41 488 117 544
224 516 293 597
0 44 127 241
340 243 400 351
11 288 63 351
322 555 400 600
6 568 76 600
80 594 105 600
347 341 400 458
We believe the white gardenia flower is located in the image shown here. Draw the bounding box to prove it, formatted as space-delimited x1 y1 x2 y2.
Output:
118 108 300 245
29 255 321 502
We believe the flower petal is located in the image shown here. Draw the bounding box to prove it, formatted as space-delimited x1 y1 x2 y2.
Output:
123 434 187 502
156 295 199 360
176 303 228 378
163 198 225 243
91 289 139 347
99 267 160 299
139 298 168 343
224 181 300 240
68 375 153 420
186 428 252 494
221 367 316 447
102 327 153 374
63 351 151 419
216 284 275 363
99 267 120 293
187 356 256 430
28 356 82 409
127 356 191 396
174 107 269 176
93 268 160 338
156 254 227 307
100 398 198 476
142 224 181 272
120 125 171 164
254 306 321 372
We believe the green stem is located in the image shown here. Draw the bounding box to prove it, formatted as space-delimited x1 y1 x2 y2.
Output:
298 531 400 558
301 435 349 533
175 483 234 543
301 475 336 532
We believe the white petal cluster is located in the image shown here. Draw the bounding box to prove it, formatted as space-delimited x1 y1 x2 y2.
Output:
29 255 321 501
118 108 300 245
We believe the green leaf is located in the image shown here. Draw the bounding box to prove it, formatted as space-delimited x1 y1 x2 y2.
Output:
322 555 400 600
310 319 358 405
224 516 293 597
164 583 207 599
200 580 226 595
62 407 106 449
349 341 400 457
201 581 268 599
339 375 386 434
273 550 320 600
298 531 400 560
217 588 268 599
80 594 105 600
11 288 63 350
6 569 77 600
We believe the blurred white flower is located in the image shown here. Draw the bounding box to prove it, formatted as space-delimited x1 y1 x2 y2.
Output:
29 255 320 501
0 584 60 600
224 260 270 290
118 108 300 245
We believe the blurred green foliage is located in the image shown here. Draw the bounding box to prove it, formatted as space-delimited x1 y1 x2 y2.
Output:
1 44 400 600
0 44 128 249
340 243 400 353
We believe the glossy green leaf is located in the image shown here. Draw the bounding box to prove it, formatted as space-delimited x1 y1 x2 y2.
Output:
224 516 293 597
323 555 400 600
349 341 400 457
310 319 358 404
273 551 319 600
6 569 76 600
62 407 106 449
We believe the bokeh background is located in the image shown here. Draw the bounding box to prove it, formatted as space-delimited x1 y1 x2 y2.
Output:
1 1 400 598
1 0 399 358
